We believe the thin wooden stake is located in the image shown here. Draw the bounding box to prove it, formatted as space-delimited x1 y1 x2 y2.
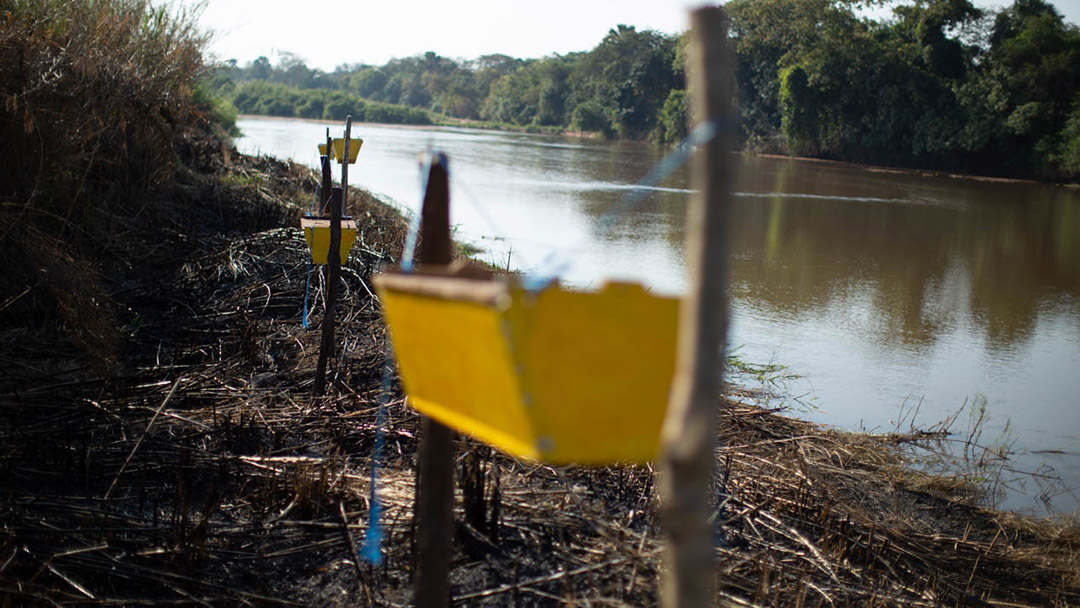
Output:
659 6 734 608
313 186 343 396
322 128 332 212
342 116 352 215
413 151 455 608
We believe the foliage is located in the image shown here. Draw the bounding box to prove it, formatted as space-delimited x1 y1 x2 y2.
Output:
217 1 1079 180
197 66 240 136
779 66 816 155
1 0 210 205
727 0 1080 179
981 0 1080 177
230 81 432 124
570 100 612 134
570 25 683 139
658 89 688 143
0 0 228 362
1054 97 1080 174
225 25 682 141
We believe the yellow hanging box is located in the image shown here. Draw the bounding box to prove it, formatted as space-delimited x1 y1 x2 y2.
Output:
300 216 358 265
318 138 363 164
374 271 679 464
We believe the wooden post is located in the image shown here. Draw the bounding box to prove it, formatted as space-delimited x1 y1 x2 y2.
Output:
312 117 352 396
342 116 352 215
317 145 332 338
659 7 733 608
313 186 343 396
413 151 455 608
322 129 332 213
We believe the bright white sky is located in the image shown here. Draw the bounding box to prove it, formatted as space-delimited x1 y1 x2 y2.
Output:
174 0 1080 72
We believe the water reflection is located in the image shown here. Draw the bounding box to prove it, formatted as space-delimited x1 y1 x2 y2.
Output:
728 156 1080 357
237 117 1080 513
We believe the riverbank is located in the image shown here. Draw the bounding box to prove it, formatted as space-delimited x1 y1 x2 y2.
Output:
2 141 1077 605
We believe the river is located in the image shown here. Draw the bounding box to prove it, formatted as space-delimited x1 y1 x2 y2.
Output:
236 116 1080 514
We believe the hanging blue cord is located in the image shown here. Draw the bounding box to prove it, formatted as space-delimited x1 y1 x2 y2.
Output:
361 149 442 565
523 119 724 291
360 350 393 565
300 176 323 328
301 258 313 328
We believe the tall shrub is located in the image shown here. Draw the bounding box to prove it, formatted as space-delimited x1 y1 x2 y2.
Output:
0 0 210 361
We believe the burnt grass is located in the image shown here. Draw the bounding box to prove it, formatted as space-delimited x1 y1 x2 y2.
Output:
1 147 1079 607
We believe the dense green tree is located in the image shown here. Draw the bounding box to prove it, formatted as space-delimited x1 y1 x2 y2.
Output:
350 68 388 98
985 0 1080 175
893 0 982 79
658 89 687 143
727 0 850 149
570 101 612 134
480 55 578 126
276 52 316 89
729 0 997 166
248 55 272 81
778 66 817 155
571 25 681 139
1054 98 1080 174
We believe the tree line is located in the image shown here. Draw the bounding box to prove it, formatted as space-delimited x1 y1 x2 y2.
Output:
216 0 1079 181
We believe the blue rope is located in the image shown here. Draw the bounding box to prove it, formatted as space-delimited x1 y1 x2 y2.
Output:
361 151 441 564
523 119 724 291
360 353 393 565
301 257 312 328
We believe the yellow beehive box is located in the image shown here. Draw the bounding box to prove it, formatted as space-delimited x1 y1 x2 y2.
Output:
374 272 679 464
317 138 363 164
301 216 358 265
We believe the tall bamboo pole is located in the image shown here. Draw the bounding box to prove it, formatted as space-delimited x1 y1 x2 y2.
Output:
659 6 733 608
321 128 332 212
341 116 352 215
313 186 343 396
413 151 455 608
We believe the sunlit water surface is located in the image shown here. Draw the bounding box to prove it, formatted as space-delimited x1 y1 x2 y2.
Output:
237 116 1080 514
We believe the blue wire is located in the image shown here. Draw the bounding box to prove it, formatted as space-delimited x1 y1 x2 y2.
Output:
361 150 445 565
301 257 312 329
360 355 393 566
361 149 453 565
